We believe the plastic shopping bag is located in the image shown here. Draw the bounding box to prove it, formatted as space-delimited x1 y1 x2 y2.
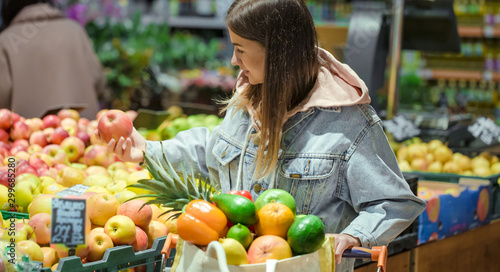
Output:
169 236 336 272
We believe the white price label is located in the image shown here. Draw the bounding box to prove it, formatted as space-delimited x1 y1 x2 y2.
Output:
484 26 494 38
468 117 500 145
383 115 421 142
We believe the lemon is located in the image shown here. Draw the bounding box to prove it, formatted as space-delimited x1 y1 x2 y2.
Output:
218 238 249 266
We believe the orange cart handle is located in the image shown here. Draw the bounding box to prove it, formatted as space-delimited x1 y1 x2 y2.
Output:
161 233 179 258
343 245 387 272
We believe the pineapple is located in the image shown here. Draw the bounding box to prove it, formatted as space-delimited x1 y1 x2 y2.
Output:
127 142 220 220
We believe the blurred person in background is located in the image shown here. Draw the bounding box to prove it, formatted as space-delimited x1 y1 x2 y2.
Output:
0 0 105 119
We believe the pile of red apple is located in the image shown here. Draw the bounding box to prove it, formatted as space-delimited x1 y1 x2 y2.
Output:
0 108 181 270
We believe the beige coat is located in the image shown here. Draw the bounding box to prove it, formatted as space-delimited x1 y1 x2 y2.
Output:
0 4 105 119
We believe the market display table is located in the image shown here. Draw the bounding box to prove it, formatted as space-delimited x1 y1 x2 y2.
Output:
355 219 500 272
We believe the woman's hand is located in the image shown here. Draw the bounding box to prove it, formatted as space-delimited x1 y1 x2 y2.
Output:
95 127 147 163
328 233 362 264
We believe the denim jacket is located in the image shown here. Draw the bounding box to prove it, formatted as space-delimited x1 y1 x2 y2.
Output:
146 103 426 272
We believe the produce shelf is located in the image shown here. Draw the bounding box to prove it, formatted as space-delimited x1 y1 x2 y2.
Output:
458 25 500 38
417 69 500 82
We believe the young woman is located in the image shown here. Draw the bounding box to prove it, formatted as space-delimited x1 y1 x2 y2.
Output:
103 0 426 270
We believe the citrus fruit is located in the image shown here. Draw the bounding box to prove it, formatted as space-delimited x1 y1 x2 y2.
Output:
255 202 295 239
227 223 253 250
247 235 292 264
213 194 258 226
218 238 249 265
255 189 296 215
287 214 325 254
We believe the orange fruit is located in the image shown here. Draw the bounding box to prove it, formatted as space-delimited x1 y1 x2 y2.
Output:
255 203 295 239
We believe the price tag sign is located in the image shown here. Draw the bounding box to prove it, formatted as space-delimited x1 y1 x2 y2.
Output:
51 198 86 247
468 117 500 145
56 184 90 197
383 115 421 141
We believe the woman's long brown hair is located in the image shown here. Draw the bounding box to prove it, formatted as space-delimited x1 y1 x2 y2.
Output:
225 0 320 179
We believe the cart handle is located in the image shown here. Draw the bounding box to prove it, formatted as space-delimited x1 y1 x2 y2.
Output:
343 246 387 272
161 233 178 258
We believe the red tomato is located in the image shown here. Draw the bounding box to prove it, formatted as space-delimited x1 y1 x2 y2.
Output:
228 190 254 202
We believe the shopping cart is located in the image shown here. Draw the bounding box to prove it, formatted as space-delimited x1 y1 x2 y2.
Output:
161 233 388 272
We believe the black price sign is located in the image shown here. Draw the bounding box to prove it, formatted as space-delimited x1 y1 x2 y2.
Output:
383 115 421 142
468 117 500 145
51 198 86 247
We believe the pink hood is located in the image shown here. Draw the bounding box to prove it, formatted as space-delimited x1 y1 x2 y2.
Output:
235 48 371 130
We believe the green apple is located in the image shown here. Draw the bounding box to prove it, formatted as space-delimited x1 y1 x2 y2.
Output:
2 222 36 242
14 181 40 212
106 180 127 194
83 174 113 187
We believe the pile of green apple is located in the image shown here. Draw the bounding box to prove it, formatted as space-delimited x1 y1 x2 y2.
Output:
137 106 223 141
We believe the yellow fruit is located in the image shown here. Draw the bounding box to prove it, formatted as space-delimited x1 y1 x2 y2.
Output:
433 146 453 164
0 185 10 210
428 139 443 151
491 162 500 175
473 167 492 177
427 161 443 173
472 156 490 170
42 183 66 194
411 158 427 172
396 146 409 162
126 170 151 194
407 144 427 161
491 156 499 165
59 167 85 187
82 174 113 187
114 190 137 204
85 186 111 194
218 238 249 265
255 203 295 239
455 154 472 172
398 160 412 172
40 176 57 190
443 161 460 173
425 153 435 163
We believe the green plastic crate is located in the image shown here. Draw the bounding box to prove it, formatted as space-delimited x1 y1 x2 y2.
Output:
43 236 167 272
1 211 29 220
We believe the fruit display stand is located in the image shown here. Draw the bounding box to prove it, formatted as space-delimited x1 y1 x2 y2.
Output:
33 236 167 272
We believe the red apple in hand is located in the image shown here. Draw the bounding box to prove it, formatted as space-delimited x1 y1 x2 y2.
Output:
97 110 133 143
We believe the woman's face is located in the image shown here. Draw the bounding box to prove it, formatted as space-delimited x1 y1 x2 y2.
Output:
228 28 266 85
